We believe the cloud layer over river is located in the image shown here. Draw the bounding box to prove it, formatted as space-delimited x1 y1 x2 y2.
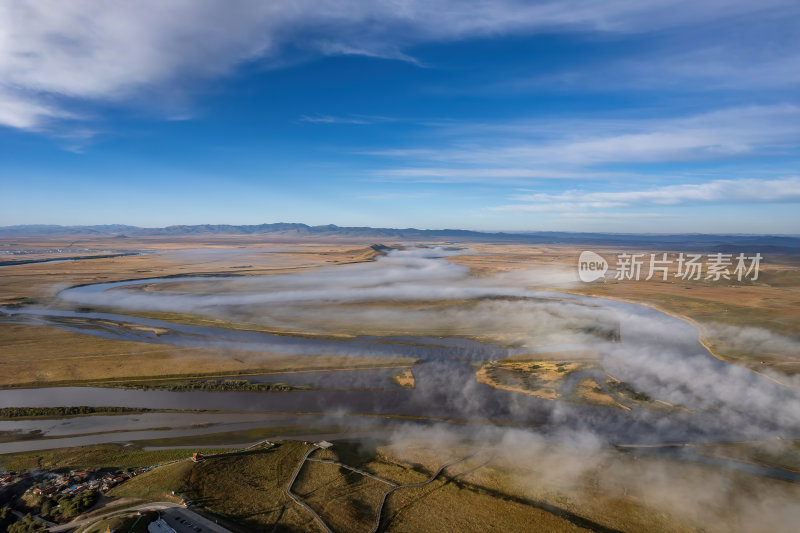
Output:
50 247 800 442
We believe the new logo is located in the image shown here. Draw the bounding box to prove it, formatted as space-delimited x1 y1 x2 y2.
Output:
578 251 608 282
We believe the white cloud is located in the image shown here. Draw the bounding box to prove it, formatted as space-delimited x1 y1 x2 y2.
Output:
372 167 631 182
366 105 800 180
0 89 76 130
0 0 797 130
300 114 394 125
502 27 800 94
300 115 372 125
357 191 432 200
491 177 800 211
620 45 800 91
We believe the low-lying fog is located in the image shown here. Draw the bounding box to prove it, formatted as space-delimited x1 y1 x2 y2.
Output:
53 247 800 440
2 246 799 531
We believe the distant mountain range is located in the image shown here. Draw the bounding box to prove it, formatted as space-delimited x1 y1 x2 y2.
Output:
1 223 798 252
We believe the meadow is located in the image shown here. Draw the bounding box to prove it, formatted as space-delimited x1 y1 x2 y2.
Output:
15 436 794 533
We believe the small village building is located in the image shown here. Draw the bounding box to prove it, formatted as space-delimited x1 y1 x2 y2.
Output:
148 518 177 533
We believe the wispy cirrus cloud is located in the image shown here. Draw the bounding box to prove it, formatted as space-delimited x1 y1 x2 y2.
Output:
496 24 800 94
300 114 393 125
357 191 433 200
491 177 800 211
1 0 797 132
0 90 78 130
365 105 800 182
371 167 634 183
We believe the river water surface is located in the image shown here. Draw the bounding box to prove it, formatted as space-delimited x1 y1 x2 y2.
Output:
2 250 799 453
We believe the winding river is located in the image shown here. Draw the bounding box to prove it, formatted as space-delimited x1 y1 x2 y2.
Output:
1 250 799 454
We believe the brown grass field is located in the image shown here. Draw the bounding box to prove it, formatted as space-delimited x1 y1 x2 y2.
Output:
391 368 415 389
476 360 583 400
0 322 413 387
114 442 321 532
1 237 797 532
36 437 789 533
474 355 689 412
2 432 798 533
0 238 423 386
1 236 797 385
449 242 800 379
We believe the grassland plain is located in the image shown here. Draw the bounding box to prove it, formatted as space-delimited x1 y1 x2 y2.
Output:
473 354 689 412
449 243 800 379
303 442 596 533
116 441 323 532
75 510 158 533
1 237 798 532
293 459 388 532
390 369 415 389
0 240 416 387
476 360 585 400
688 439 800 473
3 238 796 385
130 424 351 447
0 444 233 471
375 438 800 533
0 406 153 419
0 322 414 387
110 459 196 501
5 437 799 532
106 440 614 532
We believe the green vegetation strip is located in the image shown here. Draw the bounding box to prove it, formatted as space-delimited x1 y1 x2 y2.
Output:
0 444 234 471
77 511 158 533
2 362 414 389
100 378 308 392
130 424 350 447
0 406 152 419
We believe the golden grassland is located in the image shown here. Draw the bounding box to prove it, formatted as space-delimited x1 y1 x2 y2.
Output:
381 475 590 533
0 444 232 471
501 349 604 362
475 354 688 412
113 299 617 350
2 238 798 531
450 243 800 378
391 368 415 389
116 441 321 532
476 360 584 400
130 424 350 448
572 278 800 375
0 239 416 386
308 441 621 532
293 459 388 532
689 439 800 474
113 440 603 532
5 437 799 533
1 237 798 386
0 322 414 387
0 238 385 303
575 377 628 409
75 510 158 533
379 437 800 533
110 460 196 501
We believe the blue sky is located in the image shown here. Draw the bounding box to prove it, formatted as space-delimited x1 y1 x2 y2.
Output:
1 1 799 233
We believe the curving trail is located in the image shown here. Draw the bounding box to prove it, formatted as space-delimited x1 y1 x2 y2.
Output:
285 444 474 533
286 445 334 533
368 453 475 533
307 457 398 487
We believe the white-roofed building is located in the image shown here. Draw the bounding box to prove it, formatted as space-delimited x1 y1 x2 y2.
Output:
148 518 176 533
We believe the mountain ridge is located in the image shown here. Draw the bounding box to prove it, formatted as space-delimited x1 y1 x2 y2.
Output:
1 223 798 252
